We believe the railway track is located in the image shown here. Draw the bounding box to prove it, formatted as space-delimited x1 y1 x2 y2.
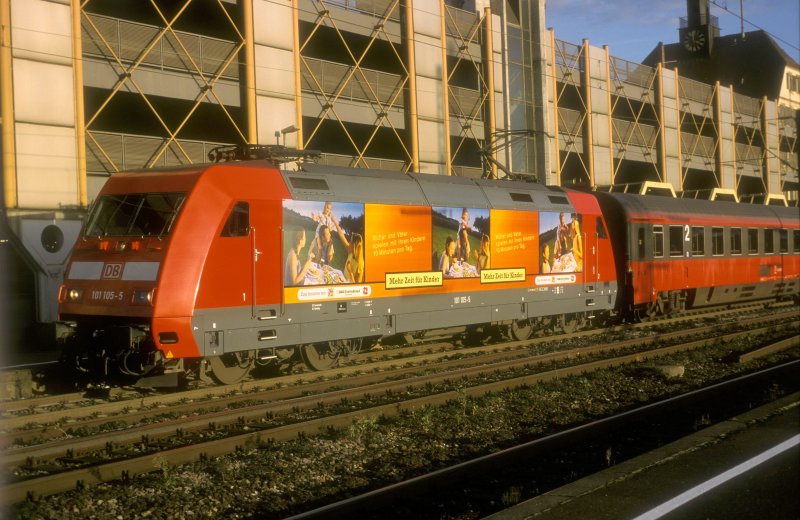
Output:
287 365 800 520
0 305 793 435
0 299 790 417
2 309 797 506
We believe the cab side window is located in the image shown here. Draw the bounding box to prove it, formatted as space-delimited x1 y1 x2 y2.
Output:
596 217 608 239
221 202 250 237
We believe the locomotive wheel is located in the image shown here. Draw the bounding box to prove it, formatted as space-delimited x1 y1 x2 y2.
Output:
301 339 359 371
509 319 533 341
207 350 255 385
561 316 579 334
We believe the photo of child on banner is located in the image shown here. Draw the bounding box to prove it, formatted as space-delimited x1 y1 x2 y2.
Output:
283 200 365 286
539 211 583 273
431 207 490 279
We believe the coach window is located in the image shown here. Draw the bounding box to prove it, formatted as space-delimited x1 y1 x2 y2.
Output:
764 229 775 254
747 228 759 254
711 227 724 256
691 227 705 256
221 201 250 237
794 230 800 253
653 225 664 258
779 229 788 253
730 228 742 255
669 226 683 257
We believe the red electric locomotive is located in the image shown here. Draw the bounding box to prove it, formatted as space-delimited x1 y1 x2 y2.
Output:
59 147 617 386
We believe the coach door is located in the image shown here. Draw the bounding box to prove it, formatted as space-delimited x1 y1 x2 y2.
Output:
583 216 597 294
248 200 282 320
666 224 689 290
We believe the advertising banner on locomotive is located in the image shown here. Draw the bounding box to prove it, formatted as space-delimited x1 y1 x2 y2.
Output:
282 200 587 303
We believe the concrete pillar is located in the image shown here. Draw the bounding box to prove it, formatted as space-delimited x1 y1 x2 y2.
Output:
401 0 420 172
2 0 85 324
581 40 594 186
252 0 301 147
761 97 780 194
658 64 682 189
714 81 735 189
582 40 613 188
548 29 560 186
482 7 497 178
529 0 551 184
406 0 450 174
242 0 257 144
438 0 451 174
1 0 16 208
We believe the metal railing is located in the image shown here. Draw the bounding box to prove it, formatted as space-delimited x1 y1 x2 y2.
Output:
449 85 482 120
553 39 583 76
445 4 480 42
82 13 239 80
609 56 655 88
733 92 761 118
678 76 715 104
86 131 229 174
679 14 719 29
681 133 716 158
614 119 658 148
301 57 404 106
322 0 401 21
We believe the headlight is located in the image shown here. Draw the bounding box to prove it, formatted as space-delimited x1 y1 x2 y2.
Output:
62 287 83 302
132 288 155 306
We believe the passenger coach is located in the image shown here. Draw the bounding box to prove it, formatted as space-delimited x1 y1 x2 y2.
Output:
595 192 800 319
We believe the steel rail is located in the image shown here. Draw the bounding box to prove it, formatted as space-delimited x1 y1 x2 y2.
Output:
0 300 790 416
1 302 793 423
284 362 800 520
3 315 794 452
2 321 797 506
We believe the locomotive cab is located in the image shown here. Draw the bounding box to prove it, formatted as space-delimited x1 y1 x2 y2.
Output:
59 161 292 387
59 174 195 385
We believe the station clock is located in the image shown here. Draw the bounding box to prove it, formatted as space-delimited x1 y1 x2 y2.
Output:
682 28 707 53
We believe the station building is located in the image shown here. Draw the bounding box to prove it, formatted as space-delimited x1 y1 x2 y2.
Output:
1 0 797 347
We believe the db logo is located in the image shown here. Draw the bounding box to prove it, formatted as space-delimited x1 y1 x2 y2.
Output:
102 263 123 279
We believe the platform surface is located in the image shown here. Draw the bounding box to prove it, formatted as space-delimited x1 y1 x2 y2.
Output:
486 393 800 520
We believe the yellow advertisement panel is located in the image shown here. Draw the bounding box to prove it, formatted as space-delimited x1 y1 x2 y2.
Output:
365 204 432 281
490 209 538 273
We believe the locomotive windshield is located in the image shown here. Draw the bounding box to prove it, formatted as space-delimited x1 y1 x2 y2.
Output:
85 192 186 237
